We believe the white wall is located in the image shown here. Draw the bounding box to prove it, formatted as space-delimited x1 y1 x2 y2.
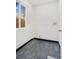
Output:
16 0 62 49
32 0 61 42
16 0 35 49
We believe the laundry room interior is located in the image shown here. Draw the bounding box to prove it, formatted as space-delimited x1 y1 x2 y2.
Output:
16 0 62 59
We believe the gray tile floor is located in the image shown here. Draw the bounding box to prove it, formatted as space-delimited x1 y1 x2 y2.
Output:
16 39 61 59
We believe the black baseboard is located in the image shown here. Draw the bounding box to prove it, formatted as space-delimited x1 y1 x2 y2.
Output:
16 38 34 52
34 38 60 48
16 37 60 52
34 38 59 43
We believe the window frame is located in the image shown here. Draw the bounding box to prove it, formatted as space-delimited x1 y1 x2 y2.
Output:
16 1 27 29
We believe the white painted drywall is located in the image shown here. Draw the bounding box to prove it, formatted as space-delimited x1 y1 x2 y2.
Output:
32 0 61 42
16 0 35 49
16 0 62 49
28 0 58 6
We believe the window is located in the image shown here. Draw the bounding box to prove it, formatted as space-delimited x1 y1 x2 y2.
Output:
21 5 25 27
16 2 19 28
16 2 26 28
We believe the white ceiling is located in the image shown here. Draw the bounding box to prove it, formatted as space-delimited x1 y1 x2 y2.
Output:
27 0 57 5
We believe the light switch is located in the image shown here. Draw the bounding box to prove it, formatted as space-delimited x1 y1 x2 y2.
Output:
53 22 57 25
